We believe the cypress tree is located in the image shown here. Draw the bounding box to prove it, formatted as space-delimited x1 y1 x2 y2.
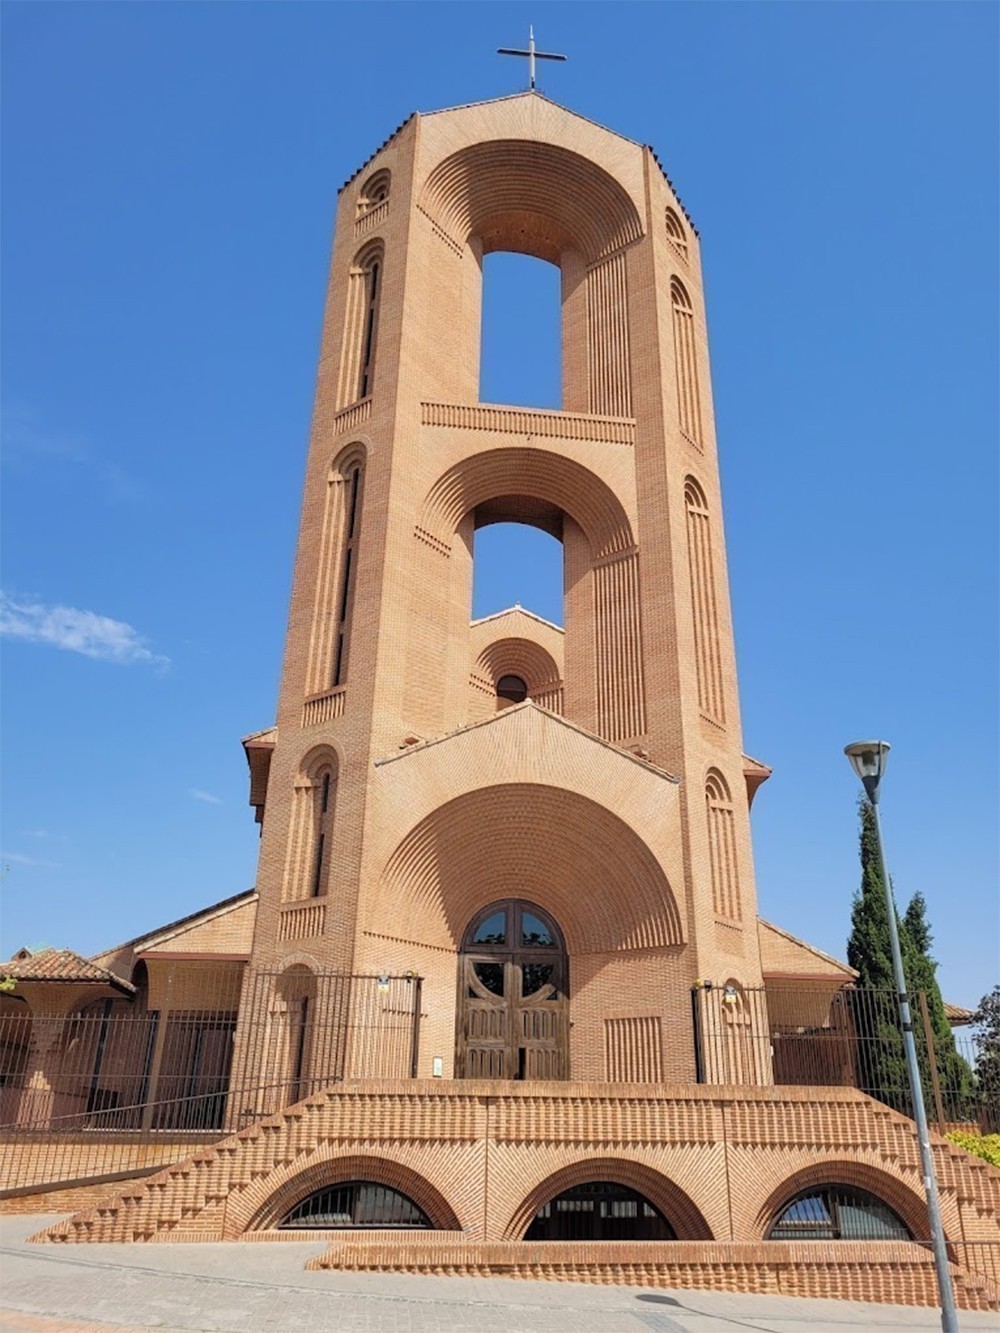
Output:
902 892 975 1118
846 799 909 1112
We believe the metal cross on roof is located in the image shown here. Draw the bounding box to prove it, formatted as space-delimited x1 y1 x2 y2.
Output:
497 26 567 91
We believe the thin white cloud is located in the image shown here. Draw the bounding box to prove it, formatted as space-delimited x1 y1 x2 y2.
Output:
0 592 169 669
190 788 223 805
2 851 62 869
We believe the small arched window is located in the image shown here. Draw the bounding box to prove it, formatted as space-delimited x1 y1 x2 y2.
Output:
357 169 390 216
285 749 338 901
280 1180 431 1229
706 769 739 920
671 277 702 446
767 1186 911 1241
496 674 528 705
272 965 317 1100
665 207 688 260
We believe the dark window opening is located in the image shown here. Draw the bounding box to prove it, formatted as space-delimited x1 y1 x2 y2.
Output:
311 833 326 898
280 1181 432 1230
333 464 364 687
359 262 380 399
767 1186 912 1241
496 674 528 704
525 1182 676 1241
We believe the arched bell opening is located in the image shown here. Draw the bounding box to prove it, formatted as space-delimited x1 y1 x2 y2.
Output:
456 899 568 1081
419 138 643 416
416 451 645 744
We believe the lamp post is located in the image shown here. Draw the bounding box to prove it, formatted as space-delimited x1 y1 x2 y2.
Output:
844 741 959 1333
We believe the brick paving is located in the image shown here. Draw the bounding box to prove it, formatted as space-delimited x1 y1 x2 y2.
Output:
2 1217 997 1333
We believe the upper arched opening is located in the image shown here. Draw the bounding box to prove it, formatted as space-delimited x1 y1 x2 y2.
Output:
420 449 634 559
419 140 643 266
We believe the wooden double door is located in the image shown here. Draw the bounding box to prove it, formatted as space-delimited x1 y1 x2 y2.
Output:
456 900 568 1080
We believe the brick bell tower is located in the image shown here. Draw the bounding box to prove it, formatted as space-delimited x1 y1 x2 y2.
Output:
236 92 771 1088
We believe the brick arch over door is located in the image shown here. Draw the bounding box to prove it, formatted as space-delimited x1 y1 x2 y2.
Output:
375 782 682 956
236 1153 463 1235
418 139 643 266
752 1160 929 1243
503 1157 713 1240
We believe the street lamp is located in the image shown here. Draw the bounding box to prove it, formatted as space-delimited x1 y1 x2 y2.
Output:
844 741 959 1333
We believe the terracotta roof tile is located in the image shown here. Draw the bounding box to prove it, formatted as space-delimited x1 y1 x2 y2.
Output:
2 948 134 993
944 1001 976 1026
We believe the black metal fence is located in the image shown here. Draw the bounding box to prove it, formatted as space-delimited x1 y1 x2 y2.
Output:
693 983 993 1130
0 972 422 1138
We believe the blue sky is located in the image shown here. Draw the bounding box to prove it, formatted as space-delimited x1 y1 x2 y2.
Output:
2 3 996 1009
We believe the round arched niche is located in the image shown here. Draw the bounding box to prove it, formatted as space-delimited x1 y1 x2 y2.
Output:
374 783 682 957
475 637 562 710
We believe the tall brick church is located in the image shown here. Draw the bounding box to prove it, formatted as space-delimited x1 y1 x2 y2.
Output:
3 90 998 1312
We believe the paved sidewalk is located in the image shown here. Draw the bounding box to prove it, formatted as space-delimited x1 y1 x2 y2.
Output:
1 1216 994 1333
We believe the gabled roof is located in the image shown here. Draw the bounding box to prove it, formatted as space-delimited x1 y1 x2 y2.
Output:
374 699 679 782
90 889 257 966
339 90 696 232
470 605 564 635
423 90 643 146
2 948 134 995
757 917 857 980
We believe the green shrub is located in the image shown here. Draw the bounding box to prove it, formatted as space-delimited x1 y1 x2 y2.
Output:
947 1131 1000 1169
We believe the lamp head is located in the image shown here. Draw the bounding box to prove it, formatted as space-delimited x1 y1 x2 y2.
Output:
844 740 891 803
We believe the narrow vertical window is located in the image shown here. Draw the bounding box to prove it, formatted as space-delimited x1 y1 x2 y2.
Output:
333 461 364 687
338 241 384 409
310 769 332 897
665 208 688 261
671 278 702 446
284 750 338 901
685 477 725 724
305 446 366 702
706 769 739 919
358 260 380 399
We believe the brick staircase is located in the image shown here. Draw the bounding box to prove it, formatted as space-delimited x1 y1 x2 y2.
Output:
28 1080 1000 1310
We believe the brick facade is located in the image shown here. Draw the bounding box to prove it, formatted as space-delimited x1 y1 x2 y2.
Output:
4 91 998 1310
